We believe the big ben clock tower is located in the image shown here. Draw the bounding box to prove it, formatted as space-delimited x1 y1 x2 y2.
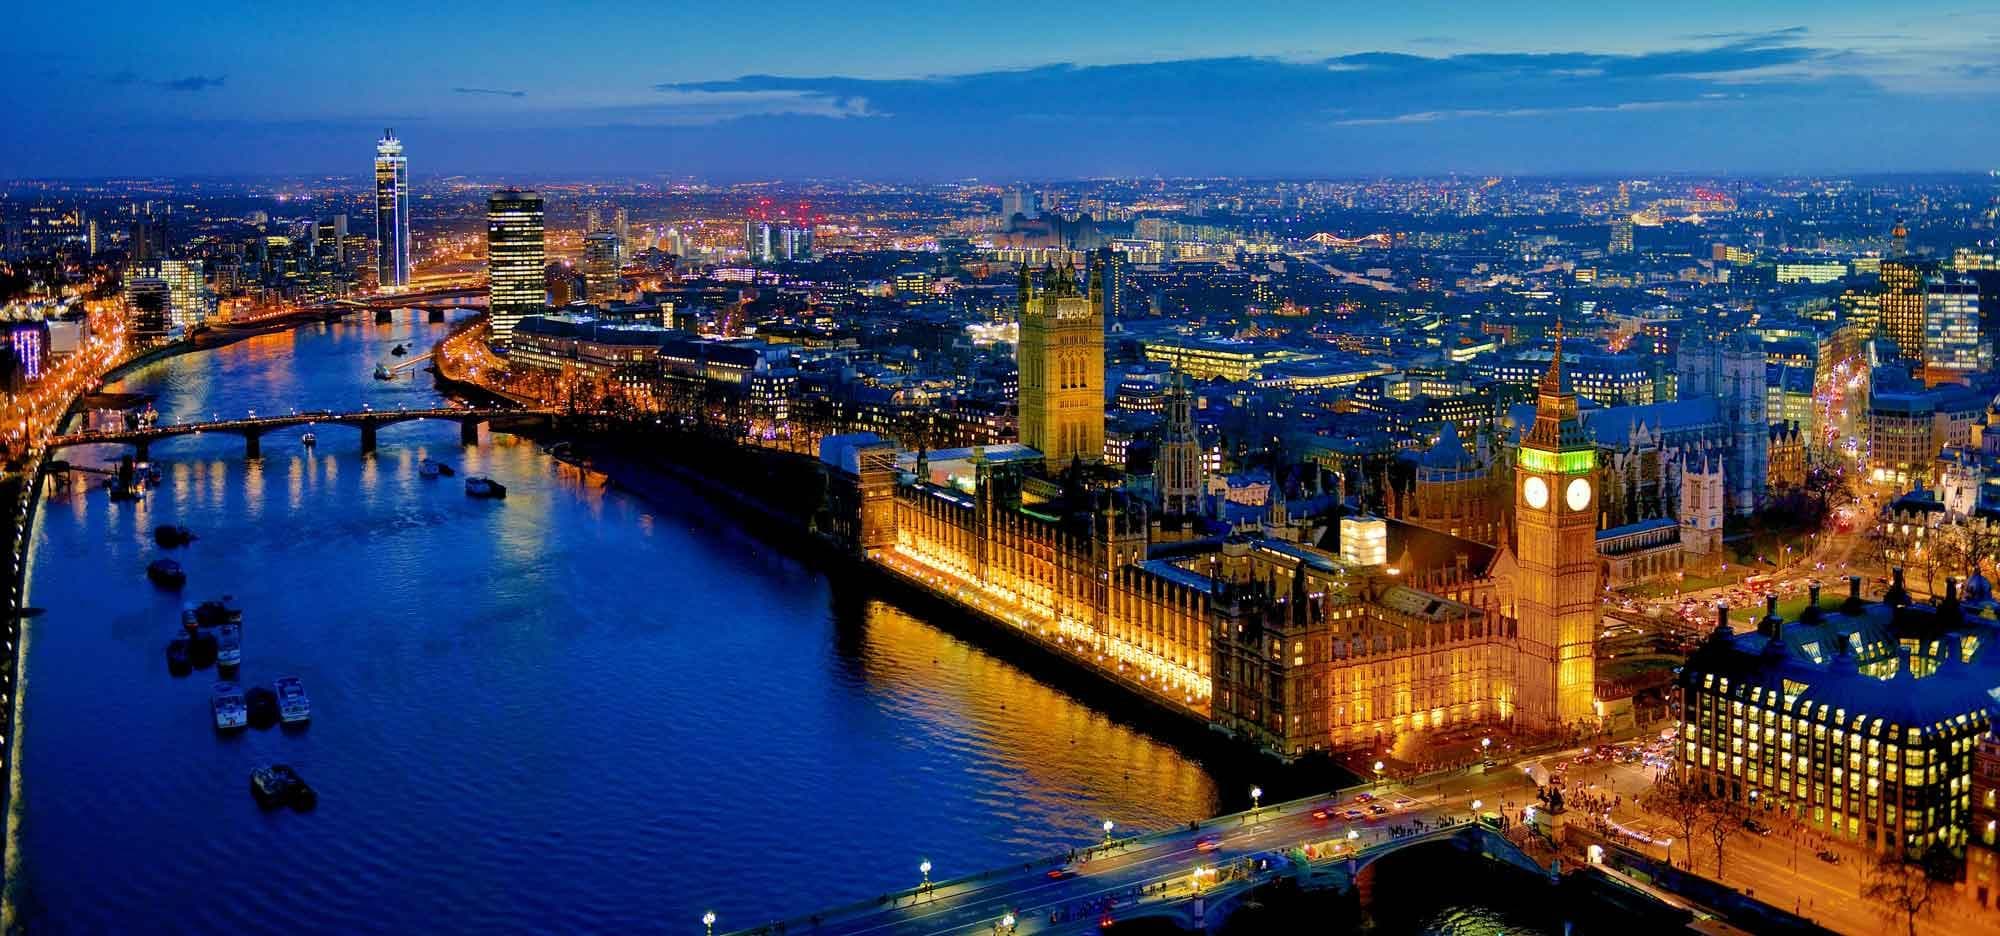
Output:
1514 323 1600 730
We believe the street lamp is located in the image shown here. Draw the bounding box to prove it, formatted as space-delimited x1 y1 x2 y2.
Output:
1471 799 1483 821
919 858 931 887
1250 786 1262 811
702 911 715 936
1102 819 1115 844
1373 760 1385 789
1001 912 1016 932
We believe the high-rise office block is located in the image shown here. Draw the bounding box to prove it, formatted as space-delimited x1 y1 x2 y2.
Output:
1607 181 1634 255
487 189 546 348
1881 256 1931 363
374 130 411 289
1923 274 1984 386
582 231 622 303
129 210 169 263
1016 262 1104 470
1093 247 1126 321
315 214 349 266
1001 188 1040 221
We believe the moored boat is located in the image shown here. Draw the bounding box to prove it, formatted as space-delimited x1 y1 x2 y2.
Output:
373 364 393 380
464 476 507 499
146 559 186 590
193 596 244 627
153 524 197 548
211 682 248 732
274 676 311 725
249 763 316 810
216 623 242 670
164 637 192 675
245 685 279 728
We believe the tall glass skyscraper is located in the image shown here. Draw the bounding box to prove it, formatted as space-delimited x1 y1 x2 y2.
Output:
373 130 411 289
486 189 545 347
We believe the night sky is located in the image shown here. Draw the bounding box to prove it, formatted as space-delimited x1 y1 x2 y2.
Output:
5 0 1998 179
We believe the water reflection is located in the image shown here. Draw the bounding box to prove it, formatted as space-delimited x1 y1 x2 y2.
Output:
13 315 1225 933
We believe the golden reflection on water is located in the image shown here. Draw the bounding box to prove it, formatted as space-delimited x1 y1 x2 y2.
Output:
853 598 1218 832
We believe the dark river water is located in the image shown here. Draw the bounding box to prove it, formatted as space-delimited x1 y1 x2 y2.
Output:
7 315 1582 934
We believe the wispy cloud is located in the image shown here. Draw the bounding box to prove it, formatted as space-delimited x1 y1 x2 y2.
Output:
655 34 1835 128
157 75 226 92
106 71 227 92
453 86 527 98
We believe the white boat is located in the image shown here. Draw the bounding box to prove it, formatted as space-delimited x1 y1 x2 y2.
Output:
302 431 317 448
211 682 248 732
274 676 311 725
217 623 242 669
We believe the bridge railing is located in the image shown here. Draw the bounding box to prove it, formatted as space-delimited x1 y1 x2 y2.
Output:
722 775 1415 935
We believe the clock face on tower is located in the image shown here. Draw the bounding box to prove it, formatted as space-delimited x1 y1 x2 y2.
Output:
1523 476 1549 510
1566 477 1592 512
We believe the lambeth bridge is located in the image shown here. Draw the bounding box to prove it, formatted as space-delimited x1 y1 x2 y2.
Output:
721 776 1564 936
49 407 554 459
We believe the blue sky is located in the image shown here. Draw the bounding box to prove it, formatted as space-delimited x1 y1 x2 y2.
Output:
4 0 1998 179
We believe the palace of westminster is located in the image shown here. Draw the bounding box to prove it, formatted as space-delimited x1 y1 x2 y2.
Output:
828 260 1610 759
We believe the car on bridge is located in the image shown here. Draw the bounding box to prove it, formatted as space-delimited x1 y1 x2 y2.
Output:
1195 835 1221 852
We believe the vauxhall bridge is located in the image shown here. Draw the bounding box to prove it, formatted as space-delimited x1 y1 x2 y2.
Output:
49 406 554 460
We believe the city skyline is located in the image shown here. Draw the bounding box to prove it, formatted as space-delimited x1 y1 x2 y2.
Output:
6 1 2000 179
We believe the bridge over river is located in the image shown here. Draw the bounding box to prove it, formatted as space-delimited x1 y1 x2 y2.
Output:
49 406 553 459
723 767 1564 936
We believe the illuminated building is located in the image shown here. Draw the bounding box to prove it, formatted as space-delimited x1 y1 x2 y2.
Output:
1016 261 1104 469
1674 328 1769 514
1923 274 1984 386
1679 452 1725 573
827 330 1607 759
128 210 168 263
1869 390 1941 487
582 232 623 303
1512 325 1601 728
1000 188 1039 221
1337 516 1386 565
1776 261 1848 284
1768 421 1806 492
1140 338 1315 382
1840 287 1882 337
832 434 1541 758
373 129 411 289
486 189 546 348
1093 246 1126 321
1607 181 1633 255
744 201 813 263
1880 256 1932 364
1394 421 1503 545
1678 577 1991 859
1157 372 1203 516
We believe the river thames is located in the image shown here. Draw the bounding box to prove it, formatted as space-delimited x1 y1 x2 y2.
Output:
8 315 1591 934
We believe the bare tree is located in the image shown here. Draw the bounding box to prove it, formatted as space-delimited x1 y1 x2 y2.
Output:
1700 793 1745 881
1645 773 1709 871
1930 524 1971 595
1864 853 1944 936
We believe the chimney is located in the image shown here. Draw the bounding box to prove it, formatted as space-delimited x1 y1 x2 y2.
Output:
1761 595 1782 638
1885 567 1910 608
1715 602 1730 634
1801 581 1824 625
1843 575 1865 614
